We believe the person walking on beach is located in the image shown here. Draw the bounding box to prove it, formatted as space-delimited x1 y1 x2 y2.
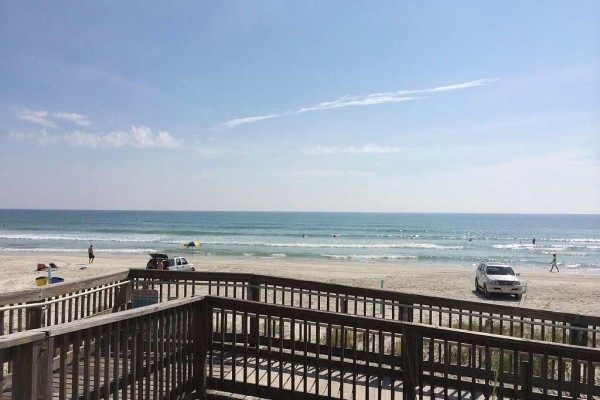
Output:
88 244 95 264
550 253 559 272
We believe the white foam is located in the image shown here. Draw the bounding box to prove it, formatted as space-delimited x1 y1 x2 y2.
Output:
0 233 159 243
197 240 463 250
325 254 418 260
0 247 157 254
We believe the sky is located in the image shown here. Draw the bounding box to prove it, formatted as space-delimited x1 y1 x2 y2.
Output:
0 1 598 213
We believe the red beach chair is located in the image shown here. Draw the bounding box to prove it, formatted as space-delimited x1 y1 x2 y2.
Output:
37 263 47 271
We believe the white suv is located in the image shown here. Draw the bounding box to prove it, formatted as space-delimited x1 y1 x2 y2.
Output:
475 262 523 300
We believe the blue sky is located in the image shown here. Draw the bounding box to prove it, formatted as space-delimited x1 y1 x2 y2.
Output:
0 1 598 213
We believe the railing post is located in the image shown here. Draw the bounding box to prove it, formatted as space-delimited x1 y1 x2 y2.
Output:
194 299 212 398
12 337 53 400
520 359 532 400
341 296 348 314
248 279 260 347
399 303 413 322
112 282 132 312
25 301 45 330
401 328 421 400
569 319 588 346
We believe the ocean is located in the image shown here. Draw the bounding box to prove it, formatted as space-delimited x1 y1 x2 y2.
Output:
0 210 598 272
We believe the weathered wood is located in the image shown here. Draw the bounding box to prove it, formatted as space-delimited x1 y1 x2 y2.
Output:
0 330 45 350
112 281 132 312
0 271 130 307
205 296 600 361
128 270 600 328
44 296 203 337
12 338 50 400
520 359 532 399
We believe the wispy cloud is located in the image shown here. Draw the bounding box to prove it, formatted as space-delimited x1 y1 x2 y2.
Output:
9 126 180 148
296 95 418 113
302 143 407 155
18 110 57 128
218 114 278 129
18 109 92 128
218 78 497 129
52 112 91 126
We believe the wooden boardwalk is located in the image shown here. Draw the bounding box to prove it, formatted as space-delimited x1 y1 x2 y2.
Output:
208 352 497 400
1 350 501 400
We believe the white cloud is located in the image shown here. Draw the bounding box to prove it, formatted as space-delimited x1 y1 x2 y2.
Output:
296 95 418 113
9 130 55 144
217 114 279 129
52 112 91 126
9 125 180 149
18 110 57 128
18 109 92 128
218 78 497 129
302 143 407 155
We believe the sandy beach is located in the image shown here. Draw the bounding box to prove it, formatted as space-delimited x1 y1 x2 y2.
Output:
0 252 598 317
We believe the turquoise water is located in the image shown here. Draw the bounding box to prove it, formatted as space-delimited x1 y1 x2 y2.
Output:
0 210 598 271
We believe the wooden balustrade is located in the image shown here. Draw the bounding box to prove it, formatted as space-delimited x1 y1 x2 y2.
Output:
0 272 131 336
0 293 599 399
204 295 600 400
129 270 600 349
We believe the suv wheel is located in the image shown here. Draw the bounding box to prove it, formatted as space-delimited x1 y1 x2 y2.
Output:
475 278 479 292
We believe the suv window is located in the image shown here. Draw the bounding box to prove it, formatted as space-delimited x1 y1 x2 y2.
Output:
486 266 514 275
181 258 188 265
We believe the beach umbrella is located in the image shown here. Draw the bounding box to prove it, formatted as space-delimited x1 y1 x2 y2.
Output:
184 241 201 257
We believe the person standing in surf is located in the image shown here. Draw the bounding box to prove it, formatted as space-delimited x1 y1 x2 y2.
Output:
550 254 559 272
88 244 95 264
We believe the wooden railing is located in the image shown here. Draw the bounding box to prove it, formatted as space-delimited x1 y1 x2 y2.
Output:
129 270 600 349
204 296 600 400
0 296 206 400
1 294 599 399
5 270 597 351
0 272 130 335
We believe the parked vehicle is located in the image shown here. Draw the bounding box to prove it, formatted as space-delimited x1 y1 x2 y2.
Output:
475 262 523 299
146 253 195 271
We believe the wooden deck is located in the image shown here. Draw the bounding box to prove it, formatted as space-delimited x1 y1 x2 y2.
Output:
2 350 499 400
2 272 600 400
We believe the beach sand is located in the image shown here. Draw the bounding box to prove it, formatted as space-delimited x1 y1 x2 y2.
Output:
1 252 598 317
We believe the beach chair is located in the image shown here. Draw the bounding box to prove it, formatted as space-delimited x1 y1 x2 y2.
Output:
36 263 47 271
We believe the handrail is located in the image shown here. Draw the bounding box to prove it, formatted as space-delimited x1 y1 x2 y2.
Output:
0 270 130 306
129 278 600 335
129 269 600 324
206 295 600 360
1 294 598 399
0 330 45 350
0 280 131 312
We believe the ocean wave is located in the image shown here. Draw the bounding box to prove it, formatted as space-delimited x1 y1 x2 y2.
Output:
492 244 595 253
194 240 464 250
0 247 157 254
325 254 418 260
0 233 160 243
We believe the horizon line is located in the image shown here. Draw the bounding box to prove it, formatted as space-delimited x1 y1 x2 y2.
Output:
0 208 598 216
